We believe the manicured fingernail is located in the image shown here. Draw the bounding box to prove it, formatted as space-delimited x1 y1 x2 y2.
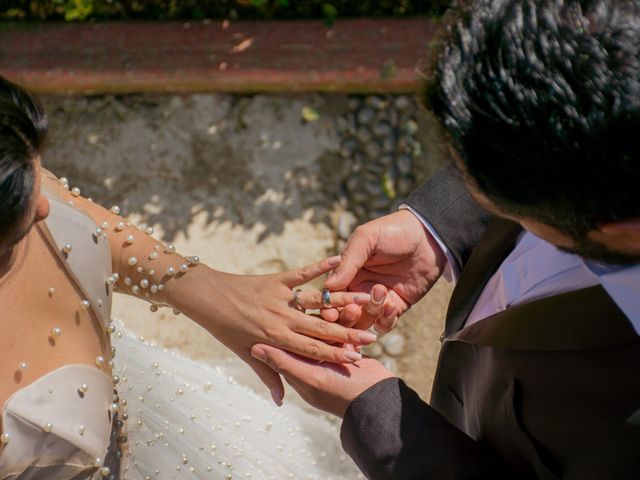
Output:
327 255 341 267
358 331 377 344
251 347 266 360
344 351 363 362
270 388 283 407
354 293 371 304
372 286 386 303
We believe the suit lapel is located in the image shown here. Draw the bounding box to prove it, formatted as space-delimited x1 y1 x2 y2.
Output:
450 285 639 351
445 218 522 337
444 217 639 350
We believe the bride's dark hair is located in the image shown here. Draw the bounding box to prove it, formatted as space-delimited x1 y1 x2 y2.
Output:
0 76 47 240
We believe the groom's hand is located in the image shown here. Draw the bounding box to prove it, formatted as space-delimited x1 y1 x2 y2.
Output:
323 210 446 333
251 343 395 417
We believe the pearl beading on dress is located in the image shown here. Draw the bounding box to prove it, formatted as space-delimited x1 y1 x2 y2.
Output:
24 174 204 474
57 176 200 318
104 328 359 479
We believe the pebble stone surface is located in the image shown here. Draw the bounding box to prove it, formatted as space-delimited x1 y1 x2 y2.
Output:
335 95 429 223
42 93 442 242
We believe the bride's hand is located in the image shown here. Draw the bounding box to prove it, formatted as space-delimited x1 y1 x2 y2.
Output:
166 256 377 403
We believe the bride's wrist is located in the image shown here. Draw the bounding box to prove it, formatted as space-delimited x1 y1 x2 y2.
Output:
161 264 229 329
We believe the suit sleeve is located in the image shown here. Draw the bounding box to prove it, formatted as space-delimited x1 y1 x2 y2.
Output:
340 378 512 480
404 166 492 272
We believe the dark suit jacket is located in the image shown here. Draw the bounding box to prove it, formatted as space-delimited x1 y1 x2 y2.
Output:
340 170 640 479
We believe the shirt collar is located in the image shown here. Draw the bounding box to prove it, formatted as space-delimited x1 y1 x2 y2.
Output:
583 260 640 334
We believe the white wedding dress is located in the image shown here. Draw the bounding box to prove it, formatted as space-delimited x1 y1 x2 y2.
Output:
113 328 359 479
0 181 362 479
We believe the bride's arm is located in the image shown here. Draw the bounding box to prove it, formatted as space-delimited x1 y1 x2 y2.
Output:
41 171 376 392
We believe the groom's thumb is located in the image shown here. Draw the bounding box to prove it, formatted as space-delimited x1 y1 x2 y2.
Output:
324 227 372 290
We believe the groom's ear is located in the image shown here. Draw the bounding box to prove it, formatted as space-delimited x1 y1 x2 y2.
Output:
594 217 640 254
599 217 640 235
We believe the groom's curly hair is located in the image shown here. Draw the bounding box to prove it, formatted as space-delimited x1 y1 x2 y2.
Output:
423 0 640 239
0 76 47 242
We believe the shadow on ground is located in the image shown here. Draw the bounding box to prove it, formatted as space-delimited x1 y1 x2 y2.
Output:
43 92 445 241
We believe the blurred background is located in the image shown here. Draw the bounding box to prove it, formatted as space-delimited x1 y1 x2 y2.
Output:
0 0 455 401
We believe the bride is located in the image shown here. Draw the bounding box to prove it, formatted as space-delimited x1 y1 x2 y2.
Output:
0 77 373 479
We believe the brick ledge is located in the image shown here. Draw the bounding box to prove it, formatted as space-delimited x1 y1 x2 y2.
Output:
0 18 438 94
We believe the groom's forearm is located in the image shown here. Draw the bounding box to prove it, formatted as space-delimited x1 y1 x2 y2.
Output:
341 378 512 480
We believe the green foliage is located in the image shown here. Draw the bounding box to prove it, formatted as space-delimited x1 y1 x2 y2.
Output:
322 2 338 25
0 1 451 22
379 60 398 80
382 172 397 199
0 8 25 19
61 0 94 21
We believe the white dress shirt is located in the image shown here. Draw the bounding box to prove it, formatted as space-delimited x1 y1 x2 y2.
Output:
403 206 640 334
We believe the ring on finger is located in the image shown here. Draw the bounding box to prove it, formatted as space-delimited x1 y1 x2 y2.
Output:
292 288 305 311
321 288 332 308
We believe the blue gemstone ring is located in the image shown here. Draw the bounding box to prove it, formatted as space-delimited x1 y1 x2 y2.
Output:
321 288 332 308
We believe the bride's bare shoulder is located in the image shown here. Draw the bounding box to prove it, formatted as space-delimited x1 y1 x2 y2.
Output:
40 168 69 196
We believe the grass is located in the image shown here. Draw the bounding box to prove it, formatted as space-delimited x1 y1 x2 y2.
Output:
0 0 450 22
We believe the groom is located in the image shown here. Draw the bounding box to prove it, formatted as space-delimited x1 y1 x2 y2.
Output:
252 0 640 478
